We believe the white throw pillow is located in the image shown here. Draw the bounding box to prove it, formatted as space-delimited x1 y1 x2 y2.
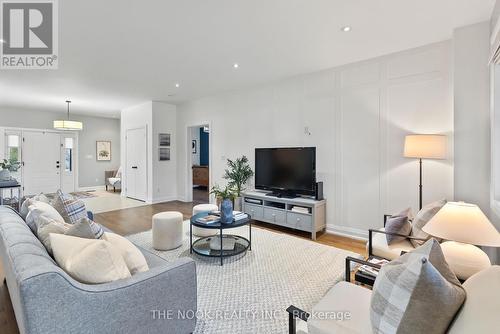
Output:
24 197 58 233
27 201 65 232
20 193 50 220
36 215 68 254
36 216 97 254
103 232 149 274
50 234 131 284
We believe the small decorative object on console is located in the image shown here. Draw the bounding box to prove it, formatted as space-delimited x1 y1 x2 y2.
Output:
209 236 236 251
0 158 21 181
220 199 233 223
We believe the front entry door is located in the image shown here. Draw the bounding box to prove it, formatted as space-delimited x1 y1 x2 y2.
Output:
23 131 62 196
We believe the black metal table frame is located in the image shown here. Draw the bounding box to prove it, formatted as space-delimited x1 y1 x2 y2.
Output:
190 213 252 266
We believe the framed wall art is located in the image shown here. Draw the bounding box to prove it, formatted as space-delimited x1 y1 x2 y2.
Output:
96 141 111 161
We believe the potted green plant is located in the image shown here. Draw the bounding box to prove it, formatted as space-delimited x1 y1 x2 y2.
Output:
223 155 254 211
210 184 236 223
0 159 21 181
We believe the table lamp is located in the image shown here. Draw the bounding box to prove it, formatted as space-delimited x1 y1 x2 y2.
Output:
423 201 500 280
404 134 447 210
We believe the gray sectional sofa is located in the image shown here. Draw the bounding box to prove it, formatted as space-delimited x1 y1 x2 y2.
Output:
0 206 197 334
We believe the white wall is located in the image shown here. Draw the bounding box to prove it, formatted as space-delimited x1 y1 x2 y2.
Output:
152 102 178 202
177 41 454 238
120 101 177 203
453 22 492 215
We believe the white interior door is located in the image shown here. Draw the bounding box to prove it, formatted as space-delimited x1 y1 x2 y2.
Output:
23 131 61 196
126 127 147 201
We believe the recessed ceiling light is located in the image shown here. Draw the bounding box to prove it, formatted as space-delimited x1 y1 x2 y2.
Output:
341 26 351 32
233 63 239 69
175 83 180 88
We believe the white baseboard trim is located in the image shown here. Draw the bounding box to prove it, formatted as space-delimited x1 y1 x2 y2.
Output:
325 225 368 241
150 196 180 204
78 185 106 192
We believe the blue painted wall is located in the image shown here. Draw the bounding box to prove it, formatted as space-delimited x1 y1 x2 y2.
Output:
199 127 209 166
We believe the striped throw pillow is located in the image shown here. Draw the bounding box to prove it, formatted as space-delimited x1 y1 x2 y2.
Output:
53 190 104 238
370 239 465 334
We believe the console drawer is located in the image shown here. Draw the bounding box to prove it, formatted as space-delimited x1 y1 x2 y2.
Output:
287 212 312 232
244 203 263 220
263 207 287 226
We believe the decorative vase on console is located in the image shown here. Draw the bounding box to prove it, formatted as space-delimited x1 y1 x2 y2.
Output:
0 169 11 181
0 159 20 182
220 198 233 224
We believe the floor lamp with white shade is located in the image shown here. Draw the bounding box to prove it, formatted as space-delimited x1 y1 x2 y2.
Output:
423 201 500 280
403 134 447 210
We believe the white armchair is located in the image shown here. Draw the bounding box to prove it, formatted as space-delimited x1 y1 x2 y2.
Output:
105 167 122 192
288 264 500 334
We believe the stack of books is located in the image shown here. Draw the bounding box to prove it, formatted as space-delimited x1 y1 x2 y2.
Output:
195 215 220 225
358 258 389 277
233 211 249 221
195 211 249 224
291 206 310 214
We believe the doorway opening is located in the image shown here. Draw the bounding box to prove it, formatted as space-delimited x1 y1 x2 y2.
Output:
188 124 210 204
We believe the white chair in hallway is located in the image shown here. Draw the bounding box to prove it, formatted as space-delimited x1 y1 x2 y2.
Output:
105 167 122 192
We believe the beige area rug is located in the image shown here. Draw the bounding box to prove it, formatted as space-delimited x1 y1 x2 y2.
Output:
127 220 361 334
44 191 97 200
80 190 148 213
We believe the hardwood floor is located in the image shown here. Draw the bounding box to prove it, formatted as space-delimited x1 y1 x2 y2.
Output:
0 200 366 334
192 186 209 205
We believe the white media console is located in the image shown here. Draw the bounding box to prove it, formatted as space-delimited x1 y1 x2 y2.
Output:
241 190 326 240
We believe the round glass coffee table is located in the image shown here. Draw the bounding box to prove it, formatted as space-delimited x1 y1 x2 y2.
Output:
190 212 251 266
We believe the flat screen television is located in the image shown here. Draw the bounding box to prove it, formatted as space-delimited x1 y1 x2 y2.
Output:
255 147 316 197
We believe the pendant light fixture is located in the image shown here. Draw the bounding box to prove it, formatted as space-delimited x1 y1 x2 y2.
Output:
53 100 83 131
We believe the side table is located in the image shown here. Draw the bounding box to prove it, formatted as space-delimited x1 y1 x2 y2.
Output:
345 256 387 287
0 182 22 212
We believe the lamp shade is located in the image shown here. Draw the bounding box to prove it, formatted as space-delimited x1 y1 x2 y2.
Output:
53 120 83 131
404 134 446 159
422 202 500 247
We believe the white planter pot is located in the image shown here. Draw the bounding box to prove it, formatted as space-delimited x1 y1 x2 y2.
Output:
234 197 243 211
0 169 11 181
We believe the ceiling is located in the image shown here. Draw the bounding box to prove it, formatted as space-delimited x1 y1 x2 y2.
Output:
0 0 495 118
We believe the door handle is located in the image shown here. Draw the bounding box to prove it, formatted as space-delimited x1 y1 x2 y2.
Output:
132 166 138 169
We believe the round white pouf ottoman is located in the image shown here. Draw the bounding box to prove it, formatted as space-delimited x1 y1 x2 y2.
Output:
152 211 183 250
192 204 219 237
